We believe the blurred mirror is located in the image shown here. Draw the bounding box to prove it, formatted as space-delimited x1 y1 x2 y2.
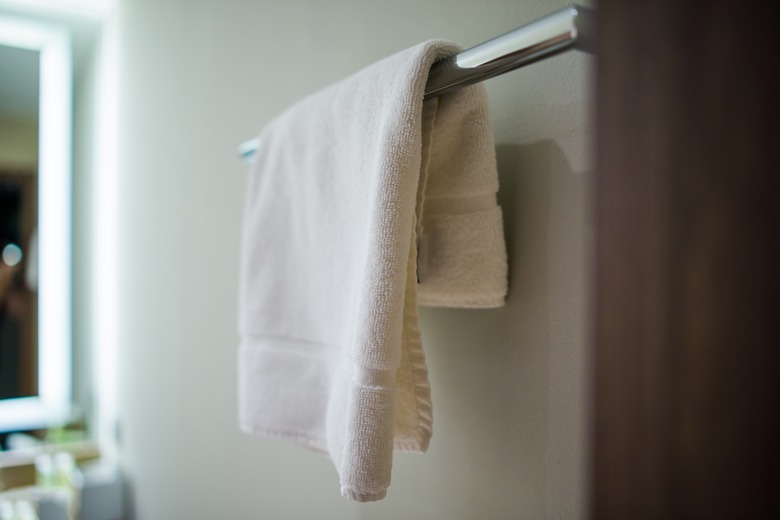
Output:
0 15 72 433
0 43 40 403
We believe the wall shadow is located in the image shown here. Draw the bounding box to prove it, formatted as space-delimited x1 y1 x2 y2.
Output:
368 140 588 519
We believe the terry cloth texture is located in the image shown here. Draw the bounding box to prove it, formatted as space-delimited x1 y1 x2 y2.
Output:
238 39 507 502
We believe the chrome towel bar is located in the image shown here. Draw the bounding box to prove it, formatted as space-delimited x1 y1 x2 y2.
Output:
238 5 594 162
424 5 594 99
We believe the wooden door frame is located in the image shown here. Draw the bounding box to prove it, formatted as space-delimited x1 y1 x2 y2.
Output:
593 1 780 517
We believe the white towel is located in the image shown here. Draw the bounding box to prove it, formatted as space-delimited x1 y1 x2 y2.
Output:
238 40 507 502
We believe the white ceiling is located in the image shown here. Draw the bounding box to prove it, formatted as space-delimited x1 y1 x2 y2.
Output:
0 44 39 120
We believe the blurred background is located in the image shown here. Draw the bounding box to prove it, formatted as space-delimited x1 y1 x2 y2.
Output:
0 0 593 518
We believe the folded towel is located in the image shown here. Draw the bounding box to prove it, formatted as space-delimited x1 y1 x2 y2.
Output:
238 40 507 502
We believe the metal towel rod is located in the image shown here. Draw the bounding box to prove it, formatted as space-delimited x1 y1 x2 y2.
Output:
238 4 595 162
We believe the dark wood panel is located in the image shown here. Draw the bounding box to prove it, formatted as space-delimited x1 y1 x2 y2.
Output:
594 1 780 517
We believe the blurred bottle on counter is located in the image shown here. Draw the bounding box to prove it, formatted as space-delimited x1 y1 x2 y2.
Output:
0 500 39 520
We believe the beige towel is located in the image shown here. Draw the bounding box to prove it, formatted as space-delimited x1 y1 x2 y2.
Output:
238 40 507 502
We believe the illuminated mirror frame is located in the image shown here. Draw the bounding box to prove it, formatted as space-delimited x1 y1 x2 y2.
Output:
0 15 71 432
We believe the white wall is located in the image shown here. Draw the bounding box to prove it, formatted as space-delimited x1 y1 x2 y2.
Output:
71 20 101 441
117 0 593 518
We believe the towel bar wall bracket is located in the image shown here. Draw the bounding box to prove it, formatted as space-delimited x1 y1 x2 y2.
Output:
238 4 595 162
